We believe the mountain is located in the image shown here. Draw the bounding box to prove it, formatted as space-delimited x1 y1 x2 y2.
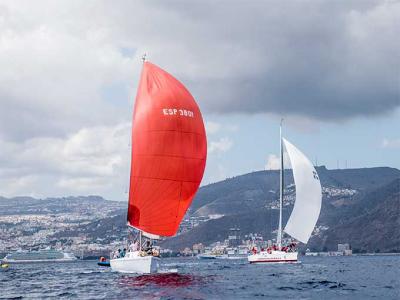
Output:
309 178 400 253
1 166 399 254
161 166 400 252
189 166 398 218
0 195 125 216
0 195 125 252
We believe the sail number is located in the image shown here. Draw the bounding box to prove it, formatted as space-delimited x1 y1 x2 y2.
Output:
162 108 194 118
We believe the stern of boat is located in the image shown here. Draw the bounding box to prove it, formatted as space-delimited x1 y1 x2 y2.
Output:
110 251 160 274
248 250 298 263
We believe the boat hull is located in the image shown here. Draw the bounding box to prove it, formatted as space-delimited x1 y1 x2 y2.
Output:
110 252 160 274
248 250 298 263
215 255 247 260
2 250 77 264
197 254 217 260
2 258 77 264
97 261 111 267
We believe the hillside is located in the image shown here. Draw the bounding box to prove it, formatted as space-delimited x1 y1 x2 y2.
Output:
0 195 124 216
189 166 398 218
1 166 399 254
309 178 400 253
0 195 125 252
161 166 400 252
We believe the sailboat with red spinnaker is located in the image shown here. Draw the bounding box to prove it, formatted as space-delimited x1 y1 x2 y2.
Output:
110 59 207 274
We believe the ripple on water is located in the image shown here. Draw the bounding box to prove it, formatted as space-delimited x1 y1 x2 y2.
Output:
298 279 349 290
118 273 213 288
1 256 399 299
277 286 303 291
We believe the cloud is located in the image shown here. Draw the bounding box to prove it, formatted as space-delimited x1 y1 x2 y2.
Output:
148 0 399 120
0 123 131 199
57 177 112 191
382 138 400 149
0 1 397 142
205 121 222 135
205 121 238 135
205 121 236 157
208 137 233 154
0 1 398 198
265 153 291 170
265 154 280 170
0 8 137 142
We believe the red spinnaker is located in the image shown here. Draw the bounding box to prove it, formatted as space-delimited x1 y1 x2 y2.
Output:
127 62 207 236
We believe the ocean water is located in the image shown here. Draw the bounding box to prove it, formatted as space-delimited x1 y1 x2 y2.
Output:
1 255 399 299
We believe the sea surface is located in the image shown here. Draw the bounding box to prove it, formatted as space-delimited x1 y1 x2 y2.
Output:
1 255 399 299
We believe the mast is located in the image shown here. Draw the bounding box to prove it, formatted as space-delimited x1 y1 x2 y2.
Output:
139 230 142 251
136 53 146 251
277 119 284 249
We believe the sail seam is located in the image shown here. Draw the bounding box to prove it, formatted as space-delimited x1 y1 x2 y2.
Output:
146 129 205 135
131 176 201 183
133 154 206 160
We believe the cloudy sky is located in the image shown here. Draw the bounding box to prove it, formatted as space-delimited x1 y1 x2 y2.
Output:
0 0 399 200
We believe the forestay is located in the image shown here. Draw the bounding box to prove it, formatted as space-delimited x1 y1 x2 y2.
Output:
283 138 322 244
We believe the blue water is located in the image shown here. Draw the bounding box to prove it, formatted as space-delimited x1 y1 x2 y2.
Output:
1 256 399 299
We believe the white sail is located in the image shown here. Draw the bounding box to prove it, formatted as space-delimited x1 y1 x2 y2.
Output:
127 223 161 240
142 231 160 240
282 138 322 244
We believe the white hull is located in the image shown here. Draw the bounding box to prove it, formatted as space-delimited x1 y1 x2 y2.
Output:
197 254 217 260
2 258 77 264
2 251 77 264
110 251 160 274
248 250 298 263
215 255 247 260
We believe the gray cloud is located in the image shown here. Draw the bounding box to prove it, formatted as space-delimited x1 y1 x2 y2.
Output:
92 0 399 120
0 0 398 198
162 0 399 119
1 0 399 142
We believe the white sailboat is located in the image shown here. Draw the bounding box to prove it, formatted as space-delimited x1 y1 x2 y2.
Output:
248 121 322 263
